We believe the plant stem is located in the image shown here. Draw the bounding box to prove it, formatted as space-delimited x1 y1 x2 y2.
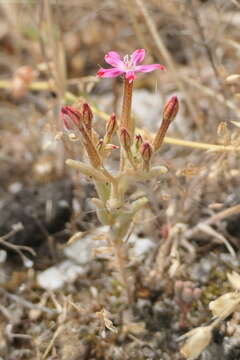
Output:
153 117 171 151
163 136 240 152
121 79 134 137
109 229 133 304
120 79 134 171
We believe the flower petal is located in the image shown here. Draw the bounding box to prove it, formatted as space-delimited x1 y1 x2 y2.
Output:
97 67 124 78
135 64 165 73
104 51 122 67
131 49 145 65
125 71 136 83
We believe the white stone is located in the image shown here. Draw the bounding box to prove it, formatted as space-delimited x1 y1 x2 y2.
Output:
64 227 108 264
8 182 22 194
37 266 65 290
37 260 86 290
129 234 155 257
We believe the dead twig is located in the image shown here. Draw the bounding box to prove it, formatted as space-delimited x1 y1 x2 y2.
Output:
41 325 63 360
185 204 240 255
0 224 36 266
0 288 58 315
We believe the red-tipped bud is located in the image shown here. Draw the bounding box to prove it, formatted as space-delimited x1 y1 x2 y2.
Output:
163 95 179 123
104 144 119 157
82 103 93 135
61 106 82 130
134 134 143 150
153 96 179 151
140 142 153 162
120 127 131 150
61 105 101 167
105 144 119 150
106 113 117 138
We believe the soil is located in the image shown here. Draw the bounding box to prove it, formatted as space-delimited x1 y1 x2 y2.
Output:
0 180 73 249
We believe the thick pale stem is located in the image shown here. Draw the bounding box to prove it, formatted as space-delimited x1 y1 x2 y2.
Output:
121 79 134 138
107 197 148 304
66 159 108 182
78 122 102 168
120 79 134 172
106 181 124 211
94 181 110 203
142 160 150 172
126 149 137 170
91 198 112 225
109 225 133 304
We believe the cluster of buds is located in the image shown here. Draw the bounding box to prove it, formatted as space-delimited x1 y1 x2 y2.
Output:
61 102 120 169
61 103 101 168
117 94 178 173
62 96 178 182
174 280 202 329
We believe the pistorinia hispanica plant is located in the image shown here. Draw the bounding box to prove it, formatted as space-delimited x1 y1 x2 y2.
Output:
61 49 179 304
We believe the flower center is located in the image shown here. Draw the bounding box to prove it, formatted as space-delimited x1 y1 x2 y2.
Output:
123 54 135 71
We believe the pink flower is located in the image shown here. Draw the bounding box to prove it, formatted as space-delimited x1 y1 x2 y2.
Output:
97 49 165 83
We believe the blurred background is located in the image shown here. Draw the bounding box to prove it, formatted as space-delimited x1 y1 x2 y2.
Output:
1 0 240 359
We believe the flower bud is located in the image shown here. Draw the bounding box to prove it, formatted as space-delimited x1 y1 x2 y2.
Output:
140 142 152 162
82 103 93 136
61 106 101 168
153 96 179 151
61 106 82 130
103 144 119 158
163 95 179 123
120 127 131 150
140 142 152 171
105 144 119 150
134 134 143 150
106 113 117 138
